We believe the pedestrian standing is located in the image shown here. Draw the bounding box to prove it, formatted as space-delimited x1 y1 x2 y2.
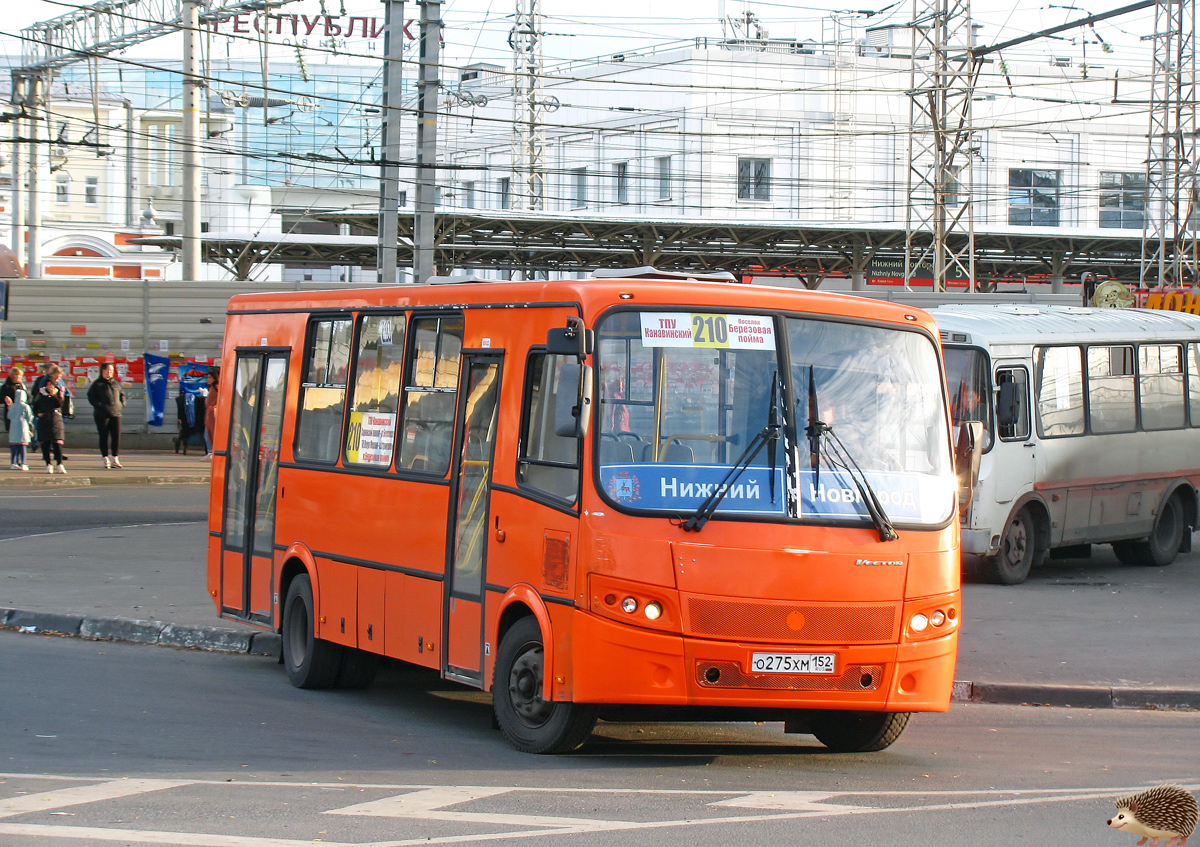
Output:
203 368 219 458
87 362 125 469
2 365 25 433
7 386 33 470
33 364 67 474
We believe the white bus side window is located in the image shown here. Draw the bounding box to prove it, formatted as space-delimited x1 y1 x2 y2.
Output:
1139 344 1186 431
995 367 1030 440
1186 344 1200 426
1087 345 1136 435
1035 346 1085 437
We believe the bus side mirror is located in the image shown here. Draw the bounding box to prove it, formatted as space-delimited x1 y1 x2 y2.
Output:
546 317 594 359
955 420 985 512
996 381 1018 427
554 362 593 438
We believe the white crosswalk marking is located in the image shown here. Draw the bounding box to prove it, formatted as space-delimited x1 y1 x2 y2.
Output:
0 779 193 818
709 791 868 812
326 786 631 830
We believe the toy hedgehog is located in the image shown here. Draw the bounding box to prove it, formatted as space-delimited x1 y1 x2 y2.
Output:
1107 785 1198 846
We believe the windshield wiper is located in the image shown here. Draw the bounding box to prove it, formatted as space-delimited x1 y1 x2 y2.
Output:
805 365 899 542
680 423 781 532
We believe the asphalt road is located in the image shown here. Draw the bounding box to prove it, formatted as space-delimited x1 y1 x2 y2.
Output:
0 484 208 540
2 633 1198 847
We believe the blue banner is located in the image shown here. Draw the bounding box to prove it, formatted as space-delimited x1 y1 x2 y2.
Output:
600 463 787 515
180 360 210 397
144 353 171 426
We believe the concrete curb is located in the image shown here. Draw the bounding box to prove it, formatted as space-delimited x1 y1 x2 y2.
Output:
0 608 280 658
951 679 1200 711
2 607 1198 710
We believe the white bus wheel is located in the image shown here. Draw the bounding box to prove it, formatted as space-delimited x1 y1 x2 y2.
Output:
1112 493 1186 568
985 507 1036 585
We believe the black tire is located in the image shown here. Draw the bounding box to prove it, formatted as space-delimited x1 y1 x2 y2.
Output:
983 507 1037 585
336 648 379 689
493 617 597 754
810 710 911 753
1112 493 1186 567
281 574 343 689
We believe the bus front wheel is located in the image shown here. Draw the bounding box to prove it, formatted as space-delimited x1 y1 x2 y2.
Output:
985 507 1037 585
282 574 344 690
1113 493 1186 567
493 617 597 754
809 710 910 752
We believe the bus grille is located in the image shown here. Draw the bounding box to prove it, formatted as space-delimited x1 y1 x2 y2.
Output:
685 598 897 643
696 661 884 691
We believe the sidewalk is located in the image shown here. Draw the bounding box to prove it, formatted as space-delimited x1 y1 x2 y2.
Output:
0 463 1197 712
0 449 212 487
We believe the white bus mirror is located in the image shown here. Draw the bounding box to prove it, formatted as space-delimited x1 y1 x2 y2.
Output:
554 363 593 438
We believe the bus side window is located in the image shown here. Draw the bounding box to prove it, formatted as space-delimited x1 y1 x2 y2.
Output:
517 351 581 502
398 316 463 474
1035 346 1085 437
995 367 1030 440
1189 343 1200 426
294 318 352 463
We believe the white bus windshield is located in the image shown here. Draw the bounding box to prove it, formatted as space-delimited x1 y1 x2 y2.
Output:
595 310 955 527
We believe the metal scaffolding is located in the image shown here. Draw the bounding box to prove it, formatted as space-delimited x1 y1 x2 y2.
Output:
1140 0 1199 288
904 0 978 292
510 0 551 211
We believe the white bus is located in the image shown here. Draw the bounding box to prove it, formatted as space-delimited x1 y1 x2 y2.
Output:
929 304 1200 584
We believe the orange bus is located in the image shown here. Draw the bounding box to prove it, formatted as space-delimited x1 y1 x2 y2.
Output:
207 270 963 753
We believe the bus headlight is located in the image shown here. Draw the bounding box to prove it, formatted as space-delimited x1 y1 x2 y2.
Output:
622 597 638 614
909 613 929 632
930 610 946 627
644 602 662 621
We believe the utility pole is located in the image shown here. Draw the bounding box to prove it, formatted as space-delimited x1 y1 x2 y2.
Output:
1140 0 1198 288
511 0 547 209
904 0 976 292
378 0 405 285
413 0 440 283
21 74 46 279
10 120 22 270
181 0 202 281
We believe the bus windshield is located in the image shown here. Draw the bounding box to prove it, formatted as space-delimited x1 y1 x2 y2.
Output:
596 310 955 527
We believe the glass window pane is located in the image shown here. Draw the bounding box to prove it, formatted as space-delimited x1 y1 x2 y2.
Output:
252 357 287 557
345 314 407 467
295 319 351 463
224 356 262 550
1140 344 1186 431
1036 346 1085 436
943 347 993 450
398 316 463 474
1190 344 1200 426
451 361 502 598
1087 345 1136 434
519 352 580 501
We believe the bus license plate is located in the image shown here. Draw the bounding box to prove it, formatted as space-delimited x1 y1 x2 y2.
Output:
750 652 836 674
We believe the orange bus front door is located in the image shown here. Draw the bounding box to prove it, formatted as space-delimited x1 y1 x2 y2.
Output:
220 351 289 624
444 354 503 683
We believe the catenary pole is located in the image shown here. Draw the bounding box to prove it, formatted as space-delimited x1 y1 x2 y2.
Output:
378 0 405 285
413 0 441 283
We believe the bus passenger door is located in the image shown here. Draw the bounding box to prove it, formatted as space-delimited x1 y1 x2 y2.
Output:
444 354 503 683
220 351 289 624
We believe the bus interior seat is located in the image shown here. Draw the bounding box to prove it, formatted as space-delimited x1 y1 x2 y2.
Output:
600 439 636 464
663 442 695 463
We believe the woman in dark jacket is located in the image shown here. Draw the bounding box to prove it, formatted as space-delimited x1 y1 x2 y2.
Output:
87 362 125 469
33 365 67 474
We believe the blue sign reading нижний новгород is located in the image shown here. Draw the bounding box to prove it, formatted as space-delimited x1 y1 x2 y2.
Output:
600 463 787 515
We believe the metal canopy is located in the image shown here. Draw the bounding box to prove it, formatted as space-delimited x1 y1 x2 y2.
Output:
133 211 1147 283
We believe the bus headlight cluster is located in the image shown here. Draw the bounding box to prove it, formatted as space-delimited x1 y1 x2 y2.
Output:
616 596 664 621
909 607 955 634
622 596 638 614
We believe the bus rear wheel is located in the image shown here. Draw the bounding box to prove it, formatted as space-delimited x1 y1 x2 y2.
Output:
282 574 343 690
493 617 597 754
809 710 910 752
984 507 1037 585
1112 493 1186 567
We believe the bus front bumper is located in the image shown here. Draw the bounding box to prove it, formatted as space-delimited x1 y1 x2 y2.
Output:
568 610 957 713
961 527 999 557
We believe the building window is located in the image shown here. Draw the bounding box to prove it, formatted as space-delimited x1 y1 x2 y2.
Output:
463 181 476 209
738 157 771 201
146 124 177 187
499 177 511 210
85 176 99 206
571 167 588 208
613 162 629 205
655 156 671 200
55 175 70 205
398 190 408 207
1009 168 1060 226
1100 171 1146 229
